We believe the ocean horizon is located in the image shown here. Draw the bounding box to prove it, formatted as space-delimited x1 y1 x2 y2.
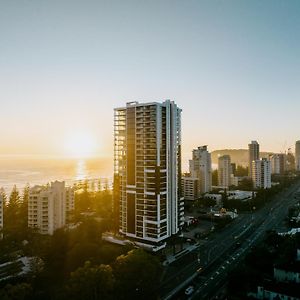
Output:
0 155 113 194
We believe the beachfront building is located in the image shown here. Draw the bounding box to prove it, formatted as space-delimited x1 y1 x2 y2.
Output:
28 181 75 235
113 100 184 249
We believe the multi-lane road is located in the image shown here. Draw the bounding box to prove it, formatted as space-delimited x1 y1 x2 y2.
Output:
160 180 300 300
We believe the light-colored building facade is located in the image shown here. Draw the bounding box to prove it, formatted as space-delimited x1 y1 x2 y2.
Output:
113 100 184 247
270 153 286 175
296 140 300 172
181 177 198 200
218 155 231 189
227 190 254 201
189 145 212 194
252 158 272 189
28 181 75 235
249 141 260 178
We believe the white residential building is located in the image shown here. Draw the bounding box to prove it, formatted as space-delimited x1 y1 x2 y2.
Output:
271 154 286 175
296 140 300 171
249 141 260 178
227 190 254 201
252 158 272 189
181 177 199 200
189 145 212 194
28 181 75 235
113 100 184 247
218 155 231 189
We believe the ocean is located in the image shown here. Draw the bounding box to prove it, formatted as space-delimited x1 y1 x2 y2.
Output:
0 156 113 194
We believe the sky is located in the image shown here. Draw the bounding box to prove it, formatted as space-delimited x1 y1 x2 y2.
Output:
0 0 300 160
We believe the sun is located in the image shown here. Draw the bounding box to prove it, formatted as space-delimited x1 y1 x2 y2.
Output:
64 131 97 158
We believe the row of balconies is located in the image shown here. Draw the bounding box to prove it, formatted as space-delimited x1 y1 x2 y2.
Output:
28 220 38 223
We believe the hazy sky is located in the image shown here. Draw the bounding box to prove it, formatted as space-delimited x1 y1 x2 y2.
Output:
1 0 300 160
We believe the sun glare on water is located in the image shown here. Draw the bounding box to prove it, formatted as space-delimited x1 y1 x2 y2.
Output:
64 131 98 158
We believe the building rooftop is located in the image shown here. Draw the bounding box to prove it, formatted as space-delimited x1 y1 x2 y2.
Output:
114 99 181 111
259 280 300 298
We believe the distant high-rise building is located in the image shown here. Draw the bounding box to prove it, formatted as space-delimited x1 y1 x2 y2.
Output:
218 155 231 188
181 176 199 201
270 154 286 175
296 141 300 171
189 145 212 194
113 100 184 248
252 158 271 189
286 149 295 172
28 181 75 235
248 141 260 177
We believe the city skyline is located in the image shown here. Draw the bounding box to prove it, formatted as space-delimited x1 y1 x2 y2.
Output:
1 0 300 159
1 2 300 299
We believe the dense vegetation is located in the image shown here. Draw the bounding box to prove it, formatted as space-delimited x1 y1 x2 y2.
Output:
224 174 299 212
0 183 162 300
227 231 300 299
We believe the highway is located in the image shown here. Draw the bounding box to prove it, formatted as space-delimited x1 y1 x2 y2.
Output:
159 180 300 300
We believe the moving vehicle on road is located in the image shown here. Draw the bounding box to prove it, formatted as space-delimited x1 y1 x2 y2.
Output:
185 286 194 296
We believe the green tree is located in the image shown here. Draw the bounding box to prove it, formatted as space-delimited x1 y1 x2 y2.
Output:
235 165 248 177
95 190 113 219
0 187 7 204
66 261 114 300
0 283 32 300
4 185 21 233
74 180 92 213
238 177 253 190
19 184 30 228
113 249 162 300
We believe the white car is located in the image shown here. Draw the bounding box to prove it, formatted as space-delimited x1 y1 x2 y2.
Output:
185 286 194 296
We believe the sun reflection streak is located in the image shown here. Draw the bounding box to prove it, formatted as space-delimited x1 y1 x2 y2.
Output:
76 159 88 181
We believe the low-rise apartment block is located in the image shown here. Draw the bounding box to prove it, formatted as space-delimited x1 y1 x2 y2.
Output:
28 181 75 235
252 158 272 189
271 153 286 175
181 177 199 200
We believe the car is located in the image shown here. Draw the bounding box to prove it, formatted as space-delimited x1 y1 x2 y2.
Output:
185 286 194 296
